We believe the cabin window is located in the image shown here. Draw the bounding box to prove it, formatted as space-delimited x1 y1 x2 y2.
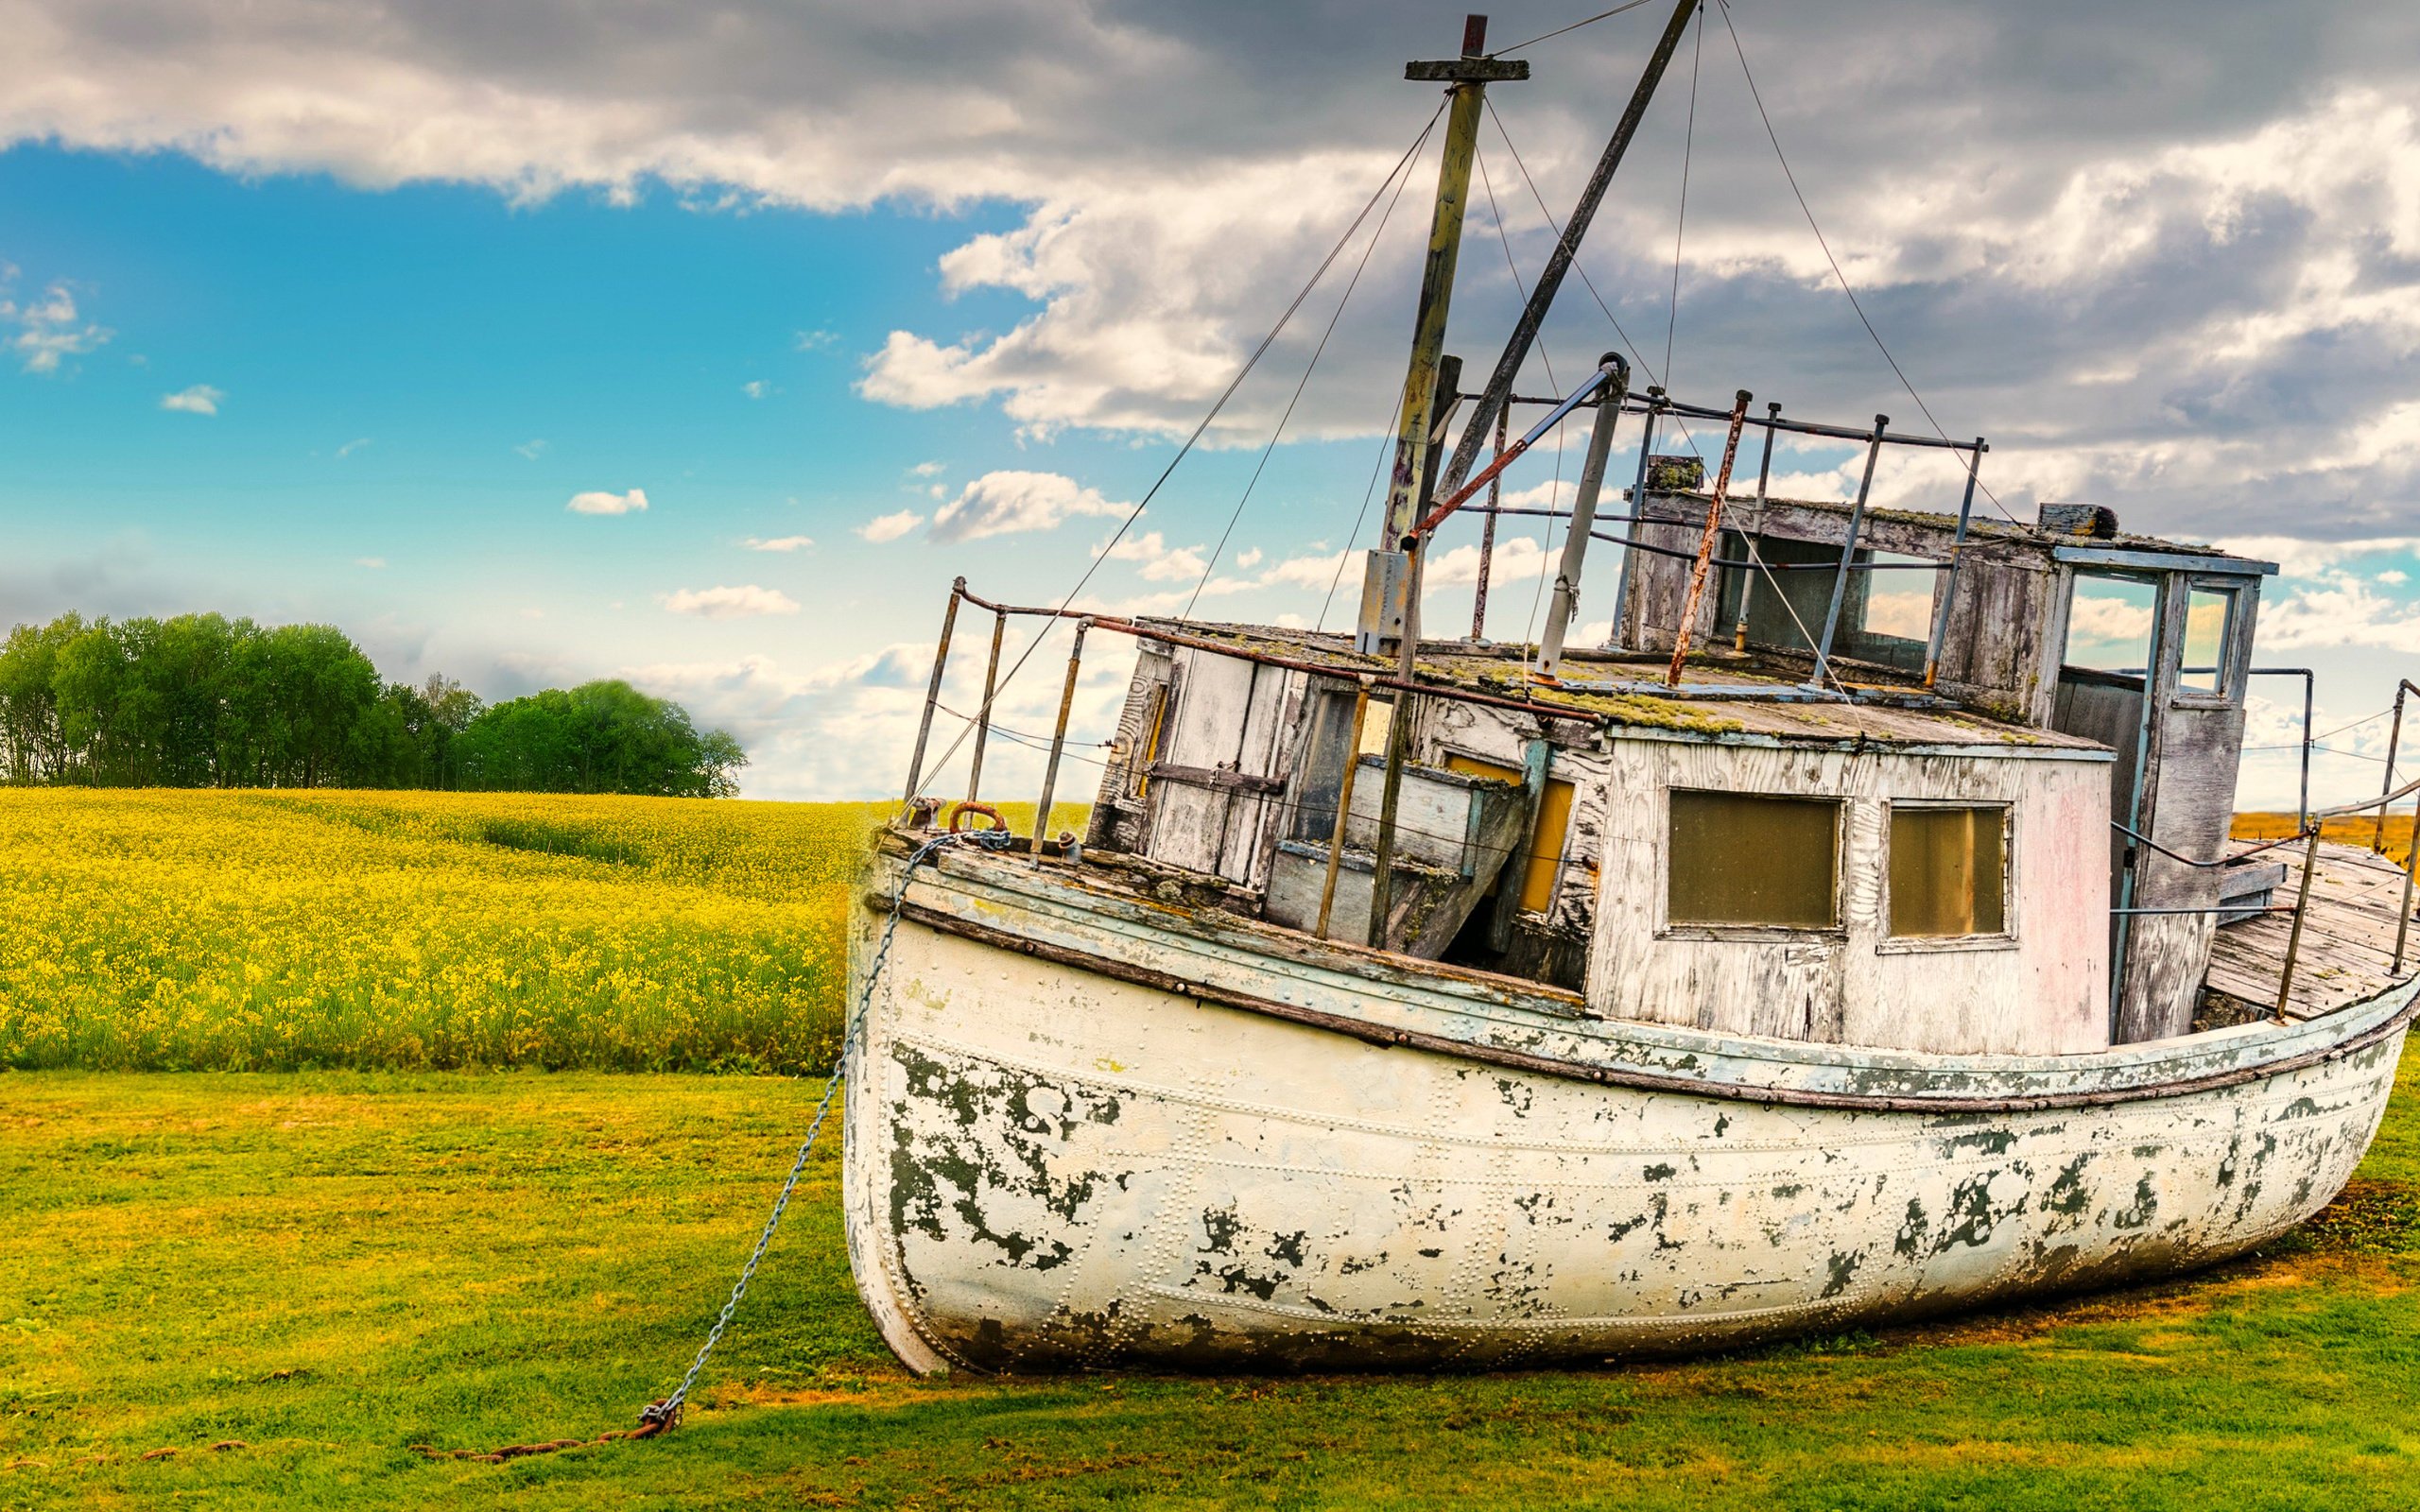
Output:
1887 804 2009 937
2062 574 2158 674
2179 585 2237 695
1667 790 1840 929
1715 535 1938 673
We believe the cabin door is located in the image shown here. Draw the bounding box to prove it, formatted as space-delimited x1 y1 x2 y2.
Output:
1144 649 1294 885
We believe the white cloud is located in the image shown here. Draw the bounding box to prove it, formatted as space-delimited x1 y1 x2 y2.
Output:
929 470 1128 542
859 509 924 543
909 460 946 477
794 329 838 352
515 438 546 460
1260 550 1351 591
1099 530 1206 583
5 282 112 373
336 437 371 457
742 534 814 552
662 584 802 618
354 556 386 568
1236 547 1263 569
160 384 223 415
741 379 769 399
566 488 648 515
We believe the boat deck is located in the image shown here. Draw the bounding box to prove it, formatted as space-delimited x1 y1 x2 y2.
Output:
2207 841 2418 1020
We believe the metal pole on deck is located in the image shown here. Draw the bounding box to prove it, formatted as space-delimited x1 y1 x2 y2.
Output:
2377 682 2409 852
1606 391 1665 651
1664 389 1754 687
1808 416 1890 688
1471 405 1508 641
903 581 962 807
1316 679 1374 939
1537 356 1630 679
1921 441 1986 691
966 610 1006 803
2274 825 2324 1022
2395 801 2420 974
1030 619 1089 854
1735 401 1781 652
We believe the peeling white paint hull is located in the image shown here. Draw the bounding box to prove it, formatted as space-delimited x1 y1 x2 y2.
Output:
844 850 2412 1374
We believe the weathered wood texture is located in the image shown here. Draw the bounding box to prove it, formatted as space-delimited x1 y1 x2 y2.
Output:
1586 739 2111 1055
2208 842 2420 1019
1140 649 1301 887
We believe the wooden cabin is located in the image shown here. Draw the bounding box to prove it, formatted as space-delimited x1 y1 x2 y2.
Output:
1075 491 2276 1057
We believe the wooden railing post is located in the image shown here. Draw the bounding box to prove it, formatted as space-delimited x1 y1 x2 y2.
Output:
903 580 963 808
1030 619 1089 854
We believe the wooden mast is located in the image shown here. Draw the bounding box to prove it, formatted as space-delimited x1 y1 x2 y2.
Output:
1356 15 1527 656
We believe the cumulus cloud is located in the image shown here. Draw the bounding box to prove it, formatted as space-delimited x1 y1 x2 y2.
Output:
567 488 648 515
1098 530 1207 583
929 470 1128 542
742 534 814 552
4 280 112 373
858 509 924 543
662 583 801 618
159 384 223 415
741 379 769 399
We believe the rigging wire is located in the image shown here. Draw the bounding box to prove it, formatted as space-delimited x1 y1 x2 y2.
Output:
1182 105 1435 618
1473 144 1568 662
1711 0 2020 524
1493 0 1664 58
1663 2 1703 390
907 98 1451 799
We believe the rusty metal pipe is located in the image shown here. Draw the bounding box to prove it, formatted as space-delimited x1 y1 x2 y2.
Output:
903 581 962 806
2396 808 2419 974
1315 679 1374 939
2274 824 2325 1021
1664 389 1753 687
966 610 1007 803
1029 619 1089 855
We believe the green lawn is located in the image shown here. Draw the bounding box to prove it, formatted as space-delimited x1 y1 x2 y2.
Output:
6 1057 2420 1511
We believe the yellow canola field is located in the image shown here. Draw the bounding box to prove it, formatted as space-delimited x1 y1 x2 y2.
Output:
0 789 918 1072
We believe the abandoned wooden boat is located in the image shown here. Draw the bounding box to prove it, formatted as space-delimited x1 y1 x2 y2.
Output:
842 8 2420 1373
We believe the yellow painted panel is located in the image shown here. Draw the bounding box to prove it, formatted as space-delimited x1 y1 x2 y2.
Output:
1446 754 1575 915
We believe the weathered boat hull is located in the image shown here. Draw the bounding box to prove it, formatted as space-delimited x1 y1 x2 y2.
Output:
844 847 2413 1374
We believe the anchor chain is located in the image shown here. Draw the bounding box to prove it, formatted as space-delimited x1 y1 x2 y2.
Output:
636 827 999 1435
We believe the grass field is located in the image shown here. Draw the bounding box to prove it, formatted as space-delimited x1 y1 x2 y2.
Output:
3 1059 2418 1511
3 795 2418 1507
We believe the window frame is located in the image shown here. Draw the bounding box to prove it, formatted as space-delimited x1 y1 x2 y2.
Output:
1657 785 1847 941
1876 798 2019 954
2172 576 2246 706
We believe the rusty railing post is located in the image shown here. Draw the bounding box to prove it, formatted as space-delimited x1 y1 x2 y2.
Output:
1315 679 1374 939
2274 824 2325 1022
903 580 963 808
1030 618 1089 854
966 610 1007 804
1664 389 1753 687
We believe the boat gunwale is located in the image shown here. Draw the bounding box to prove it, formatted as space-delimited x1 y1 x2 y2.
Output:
869 837 2420 1115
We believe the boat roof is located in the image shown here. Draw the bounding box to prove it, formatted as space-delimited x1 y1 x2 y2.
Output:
1130 618 2113 755
1693 490 2280 578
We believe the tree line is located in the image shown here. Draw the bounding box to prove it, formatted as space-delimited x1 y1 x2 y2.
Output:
0 611 748 797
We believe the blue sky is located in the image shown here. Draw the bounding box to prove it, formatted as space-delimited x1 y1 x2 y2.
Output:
5 1 2420 805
